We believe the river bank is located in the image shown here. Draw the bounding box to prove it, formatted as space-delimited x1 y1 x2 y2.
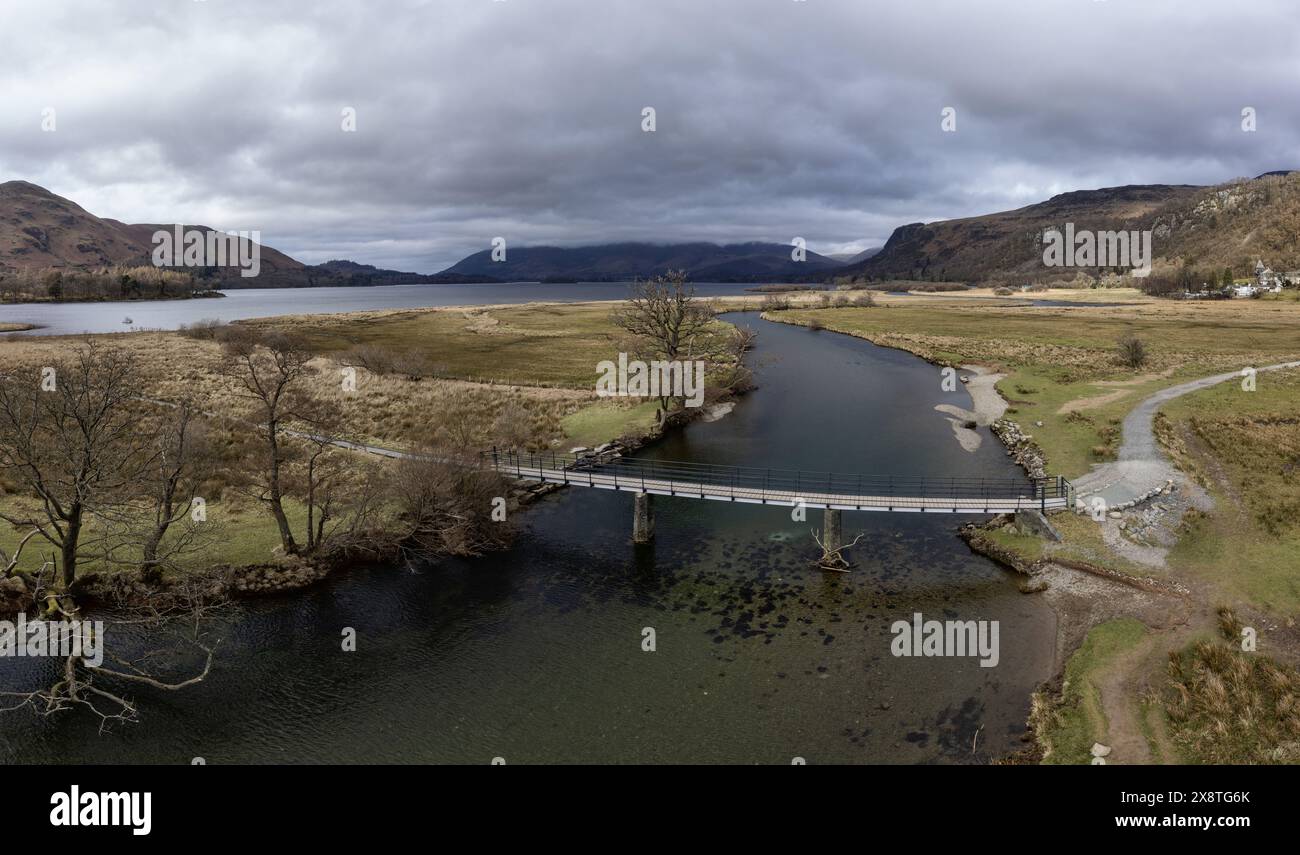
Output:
0 290 223 304
759 296 1300 764
0 298 754 617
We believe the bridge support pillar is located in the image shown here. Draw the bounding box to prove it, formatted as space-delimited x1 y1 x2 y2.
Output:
823 509 842 554
633 492 654 544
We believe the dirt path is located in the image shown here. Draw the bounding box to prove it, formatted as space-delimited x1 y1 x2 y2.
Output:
1033 559 1196 764
1096 635 1156 764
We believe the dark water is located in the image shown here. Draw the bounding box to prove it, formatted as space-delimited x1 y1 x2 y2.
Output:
0 316 1054 764
1 282 757 337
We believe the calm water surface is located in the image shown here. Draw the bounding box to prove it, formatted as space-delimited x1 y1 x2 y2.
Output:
1 282 758 336
0 315 1055 764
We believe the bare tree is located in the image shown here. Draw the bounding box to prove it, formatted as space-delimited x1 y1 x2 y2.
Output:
811 529 865 571
0 343 145 595
221 329 316 555
0 577 223 729
291 396 352 555
610 271 728 423
390 452 513 565
134 403 216 583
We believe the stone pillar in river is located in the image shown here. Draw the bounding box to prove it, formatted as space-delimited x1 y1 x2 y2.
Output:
823 508 842 555
633 492 654 544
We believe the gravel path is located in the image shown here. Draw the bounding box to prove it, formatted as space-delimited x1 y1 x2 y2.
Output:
1073 359 1300 508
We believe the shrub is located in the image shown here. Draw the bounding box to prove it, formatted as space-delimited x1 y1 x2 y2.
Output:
1117 333 1148 368
178 318 227 340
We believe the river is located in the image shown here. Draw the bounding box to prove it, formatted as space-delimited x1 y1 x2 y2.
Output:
0 313 1055 764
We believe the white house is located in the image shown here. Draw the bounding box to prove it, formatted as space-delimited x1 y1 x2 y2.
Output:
1254 260 1283 293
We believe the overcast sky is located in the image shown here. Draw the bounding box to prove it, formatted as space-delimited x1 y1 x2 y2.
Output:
2 0 1297 272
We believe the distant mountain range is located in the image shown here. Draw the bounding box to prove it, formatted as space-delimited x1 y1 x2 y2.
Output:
436 241 845 282
0 181 477 288
6 172 1299 289
825 247 881 264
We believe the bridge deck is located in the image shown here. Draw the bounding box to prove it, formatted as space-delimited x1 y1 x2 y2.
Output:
484 451 1071 514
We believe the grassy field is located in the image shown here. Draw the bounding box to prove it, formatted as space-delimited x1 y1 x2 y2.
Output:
1160 367 1300 612
1165 628 1300 764
241 303 635 388
0 302 731 452
0 493 312 575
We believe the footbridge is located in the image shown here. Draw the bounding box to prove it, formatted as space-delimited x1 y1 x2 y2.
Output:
483 448 1072 549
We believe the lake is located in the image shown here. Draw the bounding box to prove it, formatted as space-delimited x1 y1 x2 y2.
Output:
0 282 759 337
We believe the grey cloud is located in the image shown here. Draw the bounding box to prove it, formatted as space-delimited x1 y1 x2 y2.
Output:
1 0 1296 271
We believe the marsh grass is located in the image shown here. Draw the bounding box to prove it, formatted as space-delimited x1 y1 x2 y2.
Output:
1165 633 1300 764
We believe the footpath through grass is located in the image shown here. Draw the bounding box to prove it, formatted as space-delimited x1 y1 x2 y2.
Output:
1035 618 1152 765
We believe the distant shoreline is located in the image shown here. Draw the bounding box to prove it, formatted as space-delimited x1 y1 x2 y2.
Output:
0 289 224 306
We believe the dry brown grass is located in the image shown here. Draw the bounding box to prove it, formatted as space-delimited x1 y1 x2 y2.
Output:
1165 634 1300 764
0 330 599 452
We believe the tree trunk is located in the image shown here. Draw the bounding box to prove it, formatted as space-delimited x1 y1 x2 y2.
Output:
61 504 82 590
141 527 164 584
267 422 298 555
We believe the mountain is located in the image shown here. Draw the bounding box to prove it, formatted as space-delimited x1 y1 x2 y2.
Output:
1138 171 1300 276
826 247 881 264
839 173 1300 283
0 181 304 285
437 241 845 282
303 259 500 287
0 181 483 289
839 184 1204 282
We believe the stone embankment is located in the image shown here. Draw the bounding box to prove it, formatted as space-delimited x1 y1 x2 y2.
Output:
990 418 1048 480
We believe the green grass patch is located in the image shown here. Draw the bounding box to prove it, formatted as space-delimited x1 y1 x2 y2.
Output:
0 495 311 581
982 526 1046 563
1038 618 1149 765
561 400 661 447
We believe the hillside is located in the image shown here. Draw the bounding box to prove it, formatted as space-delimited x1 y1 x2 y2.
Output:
1141 172 1300 276
0 181 305 285
438 241 845 282
0 180 154 269
840 184 1203 282
841 173 1300 284
0 181 467 290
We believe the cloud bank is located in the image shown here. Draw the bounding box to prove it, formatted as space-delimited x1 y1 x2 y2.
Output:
2 0 1296 271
